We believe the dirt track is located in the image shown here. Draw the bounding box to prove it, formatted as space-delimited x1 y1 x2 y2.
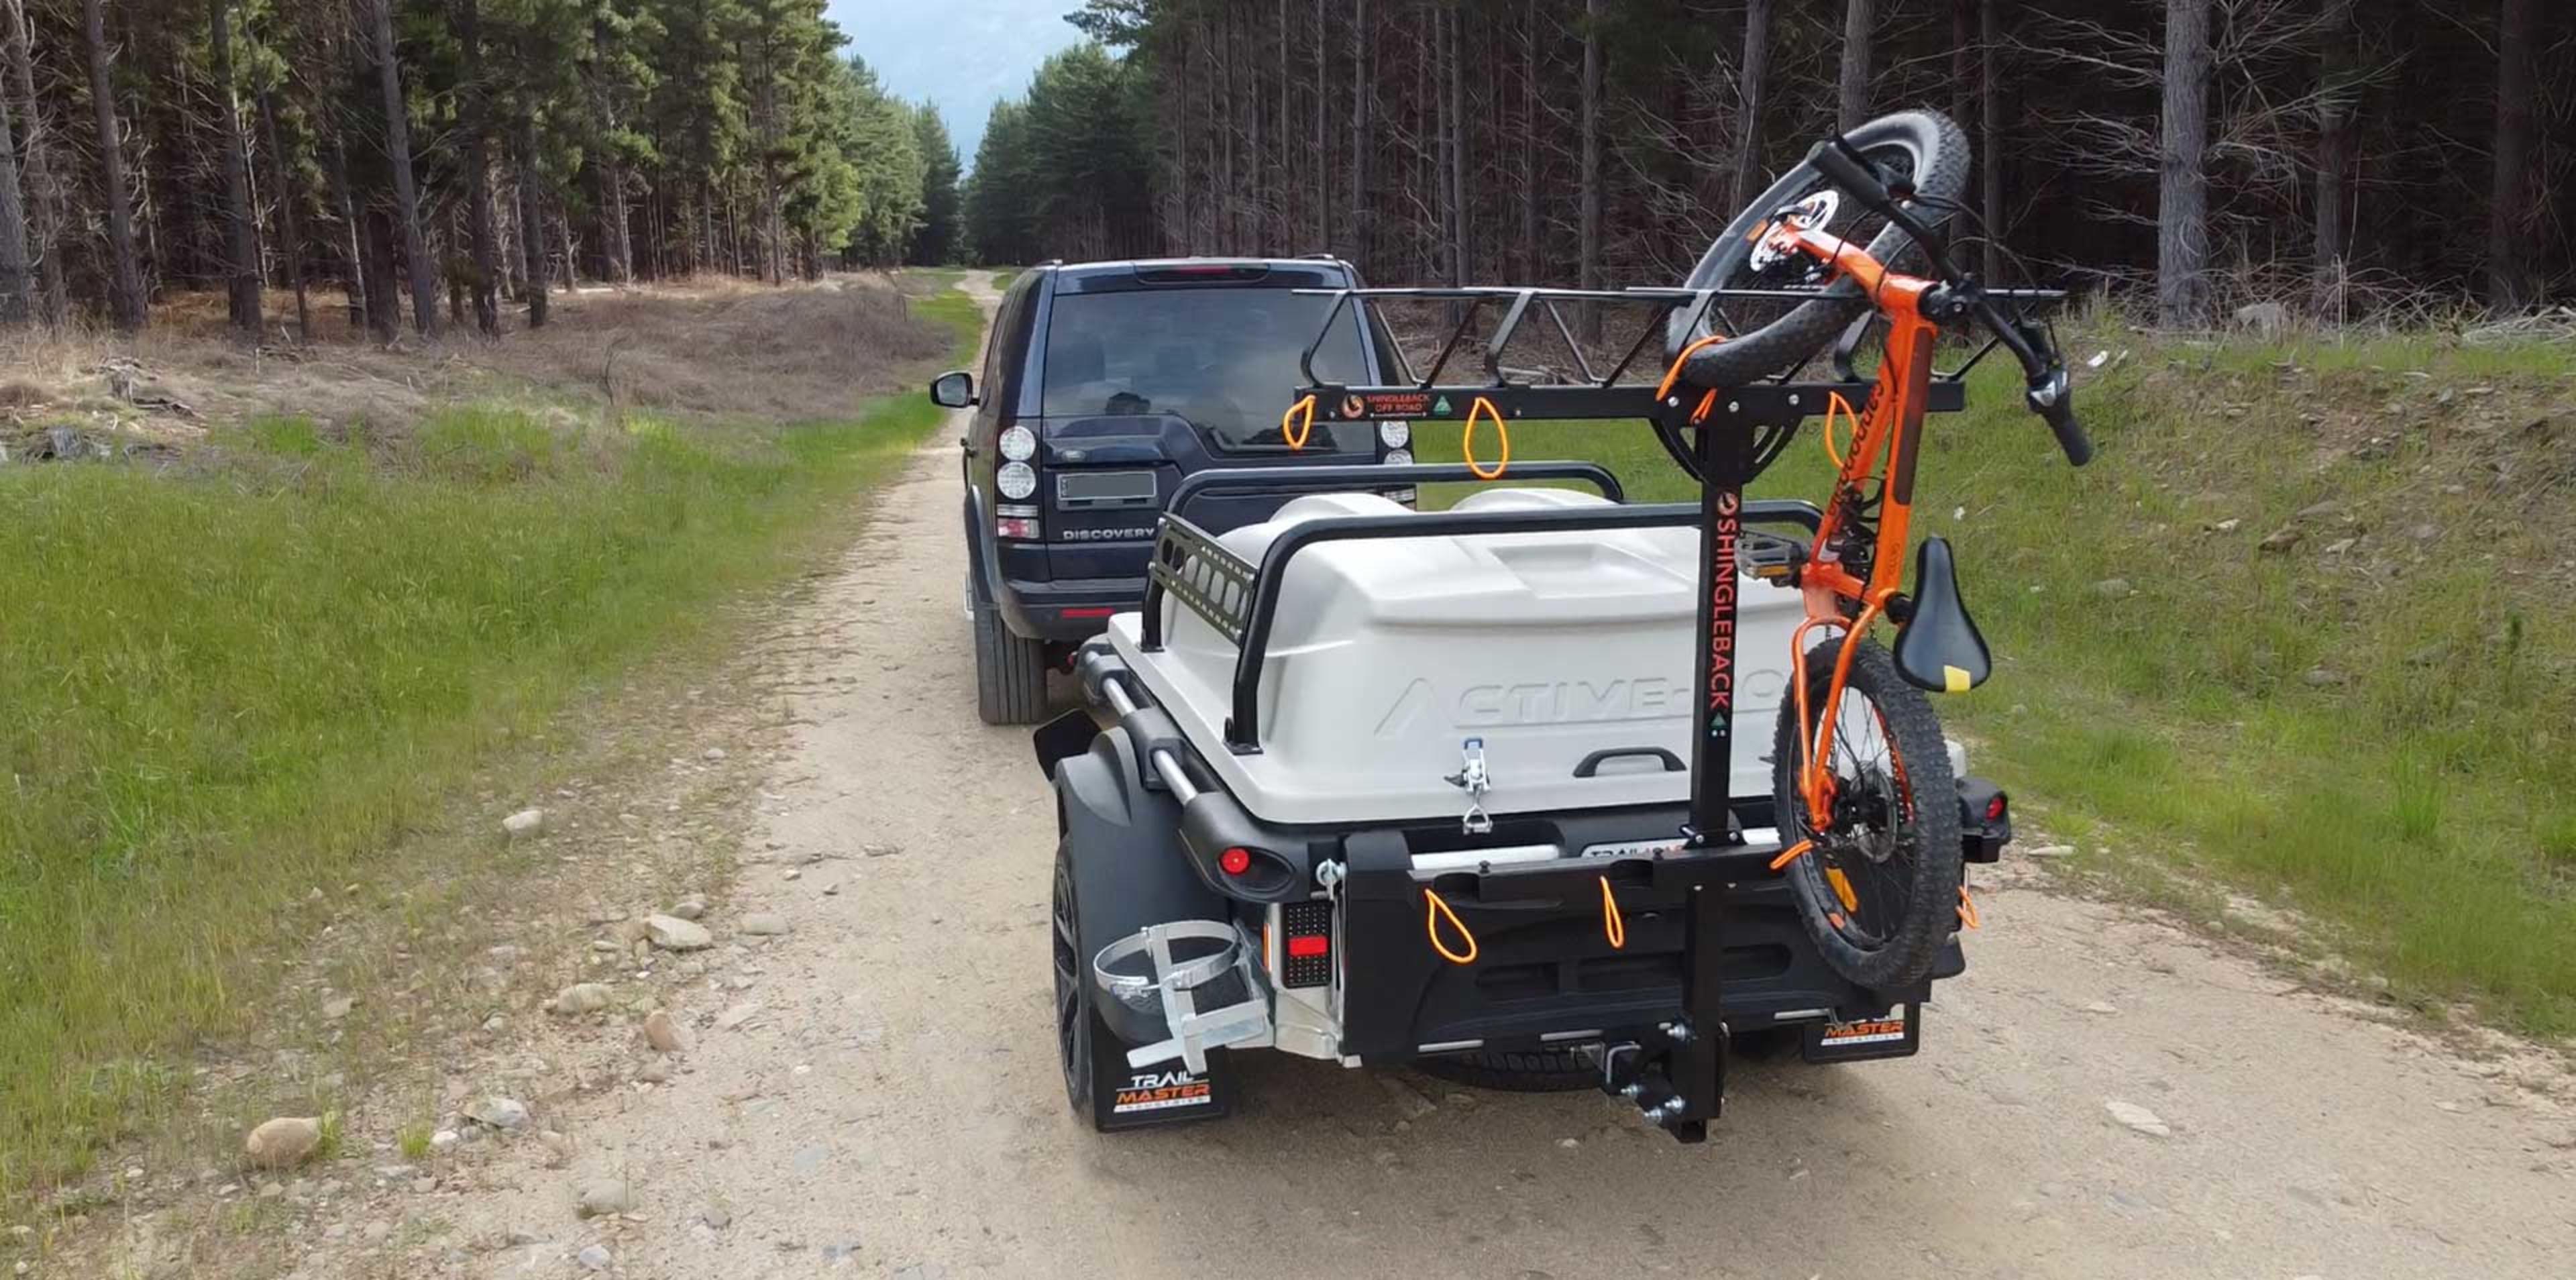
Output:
352 274 2575 1280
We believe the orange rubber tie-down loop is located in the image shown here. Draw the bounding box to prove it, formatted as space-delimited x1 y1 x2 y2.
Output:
1821 390 1861 470
1957 885 1982 930
1281 393 1318 451
1424 888 1478 964
1463 395 1511 480
1654 333 1730 403
1768 839 1814 871
1599 875 1627 950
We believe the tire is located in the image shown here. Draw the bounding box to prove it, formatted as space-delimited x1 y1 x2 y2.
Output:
1670 110 1973 390
971 580 1051 725
1051 839 1098 1124
1772 638 1964 992
1415 1048 1599 1094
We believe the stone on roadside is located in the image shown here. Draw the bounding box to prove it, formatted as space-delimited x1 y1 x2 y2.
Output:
2090 578 2133 600
704 747 728 761
2104 1100 2171 1137
669 897 707 922
712 1002 761 1031
2257 527 2302 553
553 983 614 1015
738 912 790 937
244 1117 323 1169
2024 843 2075 858
642 1010 690 1053
645 914 714 951
537 1131 576 1169
577 1243 613 1271
502 808 545 840
321 996 355 1020
466 1097 531 1131
576 1177 635 1218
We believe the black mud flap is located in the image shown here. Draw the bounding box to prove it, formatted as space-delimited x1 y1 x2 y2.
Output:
1091 1049 1234 1131
1032 708 1100 780
1799 1000 1923 1063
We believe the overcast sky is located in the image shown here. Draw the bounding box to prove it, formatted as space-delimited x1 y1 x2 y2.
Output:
825 0 1089 167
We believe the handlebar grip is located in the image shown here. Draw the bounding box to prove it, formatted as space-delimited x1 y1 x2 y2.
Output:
2025 368 2093 467
1803 138 1896 215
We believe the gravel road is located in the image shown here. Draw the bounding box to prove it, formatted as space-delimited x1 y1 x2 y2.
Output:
402 274 2575 1280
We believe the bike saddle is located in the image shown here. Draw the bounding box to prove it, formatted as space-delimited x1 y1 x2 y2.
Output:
1893 536 1991 693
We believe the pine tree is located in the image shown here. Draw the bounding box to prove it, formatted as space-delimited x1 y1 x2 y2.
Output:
908 103 960 266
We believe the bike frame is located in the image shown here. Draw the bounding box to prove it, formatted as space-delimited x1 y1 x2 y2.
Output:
1751 219 1945 839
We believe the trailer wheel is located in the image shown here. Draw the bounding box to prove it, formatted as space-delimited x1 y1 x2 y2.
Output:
1051 838 1097 1124
1414 1049 1598 1094
973 584 1051 725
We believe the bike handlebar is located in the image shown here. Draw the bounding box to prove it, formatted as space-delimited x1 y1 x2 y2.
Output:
1800 134 2094 467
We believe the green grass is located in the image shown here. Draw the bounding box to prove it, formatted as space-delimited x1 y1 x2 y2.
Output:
0 289 982 1194
1416 334 2576 1036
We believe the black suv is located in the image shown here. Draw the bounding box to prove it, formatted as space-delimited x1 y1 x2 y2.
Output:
930 258 1411 724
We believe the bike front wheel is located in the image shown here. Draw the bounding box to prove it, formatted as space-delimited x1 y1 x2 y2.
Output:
1772 638 1965 992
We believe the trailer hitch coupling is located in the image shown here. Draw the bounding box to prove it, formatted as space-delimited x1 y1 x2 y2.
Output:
1091 920 1271 1075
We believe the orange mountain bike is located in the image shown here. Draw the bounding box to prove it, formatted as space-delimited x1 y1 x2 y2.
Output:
1287 109 2092 995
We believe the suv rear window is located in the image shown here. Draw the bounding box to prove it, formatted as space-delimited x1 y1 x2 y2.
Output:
1039 288 1376 451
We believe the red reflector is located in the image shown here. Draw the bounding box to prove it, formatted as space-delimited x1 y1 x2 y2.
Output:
1985 794 2008 821
995 517 1040 540
1287 935 1329 958
1061 606 1117 619
1218 847 1252 875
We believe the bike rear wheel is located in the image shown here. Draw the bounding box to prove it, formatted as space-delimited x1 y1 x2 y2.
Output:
1670 110 1972 389
1771 638 1964 992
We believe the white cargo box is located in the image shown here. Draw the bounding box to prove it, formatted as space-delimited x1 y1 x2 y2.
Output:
1108 488 1807 827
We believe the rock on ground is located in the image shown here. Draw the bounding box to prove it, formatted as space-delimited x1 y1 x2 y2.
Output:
645 914 714 951
466 1096 531 1131
552 983 614 1014
576 1178 636 1218
244 1117 323 1168
501 808 545 839
642 1010 690 1053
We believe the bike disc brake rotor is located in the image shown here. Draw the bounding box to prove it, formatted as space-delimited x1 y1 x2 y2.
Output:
1806 693 1920 947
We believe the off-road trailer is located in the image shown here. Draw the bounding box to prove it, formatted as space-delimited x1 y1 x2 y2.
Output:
1034 278 2046 1142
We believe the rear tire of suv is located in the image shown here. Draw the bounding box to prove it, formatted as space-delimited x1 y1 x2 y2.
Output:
971 585 1052 725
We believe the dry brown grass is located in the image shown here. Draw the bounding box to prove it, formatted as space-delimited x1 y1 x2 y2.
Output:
0 272 953 451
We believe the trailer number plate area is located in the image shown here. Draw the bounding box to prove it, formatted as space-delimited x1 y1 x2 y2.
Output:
1802 1002 1922 1063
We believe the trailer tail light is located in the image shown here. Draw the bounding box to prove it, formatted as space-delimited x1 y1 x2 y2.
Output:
1985 792 2008 822
1279 900 1334 988
1218 847 1253 876
995 516 1041 540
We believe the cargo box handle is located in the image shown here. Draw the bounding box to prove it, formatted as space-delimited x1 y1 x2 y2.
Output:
1572 746 1686 778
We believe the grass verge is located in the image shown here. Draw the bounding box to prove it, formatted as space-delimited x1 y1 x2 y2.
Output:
1416 331 2576 1037
0 288 983 1194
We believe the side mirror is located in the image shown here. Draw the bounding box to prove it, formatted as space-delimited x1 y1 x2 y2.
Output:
929 371 978 409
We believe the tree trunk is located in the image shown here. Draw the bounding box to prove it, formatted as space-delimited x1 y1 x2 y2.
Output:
3 0 62 323
1838 0 1873 133
1731 0 1773 216
2311 0 2358 314
321 112 368 331
83 0 146 330
1950 0 1972 132
258 89 309 341
1978 0 2004 284
0 21 27 325
2484 0 2536 310
209 0 263 337
1313 0 1328 252
362 207 400 341
1578 0 1602 340
460 0 500 334
592 13 632 284
1521 0 1540 280
2155 0 2211 327
1449 8 1468 286
371 0 437 335
1347 0 1368 268
518 115 549 328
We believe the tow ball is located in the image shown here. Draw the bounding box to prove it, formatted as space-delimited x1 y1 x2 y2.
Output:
1595 884 1733 1142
